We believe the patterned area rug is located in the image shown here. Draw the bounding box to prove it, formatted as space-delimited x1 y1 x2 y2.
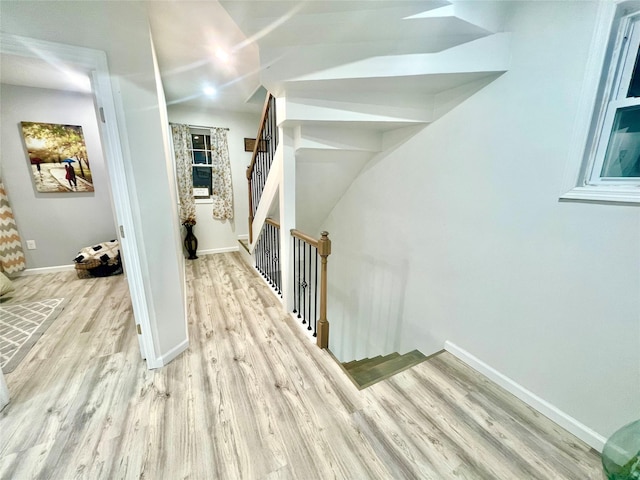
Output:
0 298 66 373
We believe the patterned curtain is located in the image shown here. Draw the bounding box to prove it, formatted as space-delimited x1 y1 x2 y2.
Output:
210 127 233 220
0 181 26 274
171 124 196 224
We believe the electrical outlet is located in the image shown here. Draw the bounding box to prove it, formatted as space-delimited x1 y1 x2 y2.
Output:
26 240 36 250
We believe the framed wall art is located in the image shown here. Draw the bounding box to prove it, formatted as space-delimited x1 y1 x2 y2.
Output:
20 122 94 193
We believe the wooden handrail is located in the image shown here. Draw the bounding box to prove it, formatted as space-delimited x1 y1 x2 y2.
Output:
247 93 274 244
246 93 273 180
290 229 318 248
265 217 280 229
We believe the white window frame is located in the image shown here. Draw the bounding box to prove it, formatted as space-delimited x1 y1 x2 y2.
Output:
189 129 214 204
561 1 640 204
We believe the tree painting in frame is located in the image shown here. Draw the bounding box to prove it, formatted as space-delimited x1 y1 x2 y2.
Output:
20 122 94 193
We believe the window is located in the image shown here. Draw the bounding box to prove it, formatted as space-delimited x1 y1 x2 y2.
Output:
562 2 640 203
190 130 214 200
589 11 640 185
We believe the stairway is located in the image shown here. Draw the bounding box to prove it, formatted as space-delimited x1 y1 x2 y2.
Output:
342 349 428 389
221 0 511 235
222 1 511 359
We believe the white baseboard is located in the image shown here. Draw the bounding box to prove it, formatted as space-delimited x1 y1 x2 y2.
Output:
237 234 249 241
197 246 239 255
444 341 607 452
15 264 76 276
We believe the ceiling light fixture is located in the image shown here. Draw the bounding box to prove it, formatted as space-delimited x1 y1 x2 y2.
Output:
216 49 230 63
203 86 217 96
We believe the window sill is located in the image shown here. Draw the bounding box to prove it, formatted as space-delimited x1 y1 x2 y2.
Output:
195 198 213 205
560 186 640 204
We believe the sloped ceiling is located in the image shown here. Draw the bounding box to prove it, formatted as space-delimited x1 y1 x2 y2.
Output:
146 0 262 113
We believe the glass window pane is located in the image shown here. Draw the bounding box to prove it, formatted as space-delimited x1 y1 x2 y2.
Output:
193 151 208 165
204 135 211 151
627 46 640 97
601 105 640 177
192 166 212 194
192 134 205 150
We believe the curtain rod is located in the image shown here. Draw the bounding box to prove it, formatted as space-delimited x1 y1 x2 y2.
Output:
170 122 229 131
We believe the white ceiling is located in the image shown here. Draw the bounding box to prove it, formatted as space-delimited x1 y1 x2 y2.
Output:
0 1 264 113
0 1 503 114
0 53 92 93
146 0 262 113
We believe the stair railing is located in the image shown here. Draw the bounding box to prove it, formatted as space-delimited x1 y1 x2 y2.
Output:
255 218 282 296
247 93 277 244
290 229 331 348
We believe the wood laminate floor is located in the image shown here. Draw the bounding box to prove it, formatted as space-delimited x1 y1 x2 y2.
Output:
0 253 602 479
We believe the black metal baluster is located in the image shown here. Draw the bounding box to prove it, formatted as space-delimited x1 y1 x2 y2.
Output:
307 243 312 331
252 169 257 215
260 232 265 276
256 233 260 271
254 233 259 270
264 108 268 167
292 236 297 314
276 227 281 295
314 248 318 337
256 232 260 272
269 225 274 286
297 238 302 319
263 226 268 281
270 224 275 287
301 240 306 324
252 170 256 216
258 154 263 201
261 230 266 278
251 171 256 216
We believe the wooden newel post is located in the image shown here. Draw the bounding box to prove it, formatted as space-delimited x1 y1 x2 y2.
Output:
247 166 253 244
316 231 331 349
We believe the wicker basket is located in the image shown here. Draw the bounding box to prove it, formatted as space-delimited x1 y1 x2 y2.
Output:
75 259 102 279
75 257 122 279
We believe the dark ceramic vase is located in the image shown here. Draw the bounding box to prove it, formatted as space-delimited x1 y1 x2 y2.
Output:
183 224 198 260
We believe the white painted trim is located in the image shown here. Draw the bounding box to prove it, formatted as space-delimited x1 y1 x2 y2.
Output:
237 234 249 241
444 341 607 452
254 264 284 305
250 142 283 252
197 246 239 255
14 265 76 276
159 338 189 366
560 185 640 204
279 126 296 313
0 33 158 368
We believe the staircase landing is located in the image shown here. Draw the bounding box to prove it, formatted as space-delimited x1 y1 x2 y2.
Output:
341 349 430 389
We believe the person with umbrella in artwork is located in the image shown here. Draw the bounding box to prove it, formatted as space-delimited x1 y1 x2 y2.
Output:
30 157 43 176
63 159 77 188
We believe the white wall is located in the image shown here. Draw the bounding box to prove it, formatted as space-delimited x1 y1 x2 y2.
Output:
0 84 117 269
1 1 187 364
321 1 640 441
168 106 259 252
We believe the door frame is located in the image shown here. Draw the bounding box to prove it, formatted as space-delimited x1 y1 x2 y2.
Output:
0 33 159 367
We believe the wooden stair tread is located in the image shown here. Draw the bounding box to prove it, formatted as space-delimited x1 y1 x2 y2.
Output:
343 356 375 370
347 350 428 390
238 239 250 253
345 353 400 375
